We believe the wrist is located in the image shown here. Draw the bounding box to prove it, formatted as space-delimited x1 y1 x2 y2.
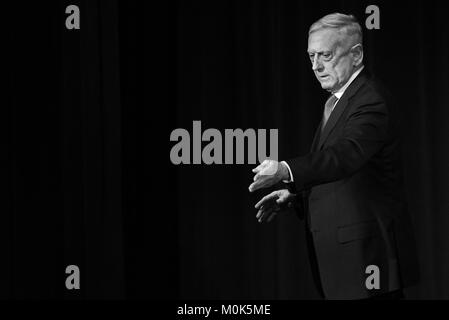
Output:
279 161 290 181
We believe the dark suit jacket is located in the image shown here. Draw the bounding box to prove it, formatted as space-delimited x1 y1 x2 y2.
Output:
285 68 419 299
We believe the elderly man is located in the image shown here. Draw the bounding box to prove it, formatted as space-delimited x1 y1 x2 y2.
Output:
249 13 419 300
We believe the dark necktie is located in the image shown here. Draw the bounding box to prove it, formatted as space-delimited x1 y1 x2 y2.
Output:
321 94 338 131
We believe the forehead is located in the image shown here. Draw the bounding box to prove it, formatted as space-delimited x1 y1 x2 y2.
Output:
307 28 343 52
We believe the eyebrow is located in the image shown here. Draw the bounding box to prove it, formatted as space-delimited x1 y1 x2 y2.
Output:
307 50 332 55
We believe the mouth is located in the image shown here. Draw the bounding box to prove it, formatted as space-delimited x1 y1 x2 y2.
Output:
318 74 329 80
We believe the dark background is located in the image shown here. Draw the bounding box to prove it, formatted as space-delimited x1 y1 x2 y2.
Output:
4 0 449 299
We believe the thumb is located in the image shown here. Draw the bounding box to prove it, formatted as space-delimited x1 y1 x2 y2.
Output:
252 161 265 173
276 192 287 204
276 192 288 204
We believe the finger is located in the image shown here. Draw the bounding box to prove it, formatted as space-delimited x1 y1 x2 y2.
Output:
260 207 277 223
251 174 278 192
256 204 273 220
258 207 273 222
267 211 278 223
258 209 270 223
255 192 277 209
258 205 278 223
252 160 267 173
253 168 270 181
266 204 281 222
249 179 266 192
256 209 263 219
257 209 265 222
248 182 256 192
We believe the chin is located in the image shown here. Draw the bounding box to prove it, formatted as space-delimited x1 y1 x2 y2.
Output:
320 83 332 90
320 81 336 91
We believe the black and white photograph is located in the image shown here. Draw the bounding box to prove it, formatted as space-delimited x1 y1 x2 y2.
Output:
4 0 449 311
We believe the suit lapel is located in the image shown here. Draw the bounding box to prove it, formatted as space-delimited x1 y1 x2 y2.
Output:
317 69 370 150
310 122 322 152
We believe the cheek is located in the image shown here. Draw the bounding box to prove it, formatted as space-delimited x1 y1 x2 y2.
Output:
324 64 337 77
325 69 338 83
334 61 351 79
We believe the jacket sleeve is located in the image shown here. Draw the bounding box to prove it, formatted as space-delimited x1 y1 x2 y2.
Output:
285 98 389 192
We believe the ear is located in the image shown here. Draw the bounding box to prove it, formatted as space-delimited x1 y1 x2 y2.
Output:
351 44 363 67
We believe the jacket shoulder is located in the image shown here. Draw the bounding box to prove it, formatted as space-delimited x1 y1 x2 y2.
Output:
351 74 390 105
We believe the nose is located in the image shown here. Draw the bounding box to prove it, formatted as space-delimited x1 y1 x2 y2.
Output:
311 55 323 71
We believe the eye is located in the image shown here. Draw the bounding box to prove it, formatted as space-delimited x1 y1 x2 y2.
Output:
322 52 332 60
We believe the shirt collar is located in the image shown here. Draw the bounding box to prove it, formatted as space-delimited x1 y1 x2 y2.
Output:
333 65 364 100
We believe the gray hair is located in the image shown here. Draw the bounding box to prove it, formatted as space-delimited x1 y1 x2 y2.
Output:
309 13 363 47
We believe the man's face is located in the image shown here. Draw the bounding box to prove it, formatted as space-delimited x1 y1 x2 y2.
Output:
307 28 358 92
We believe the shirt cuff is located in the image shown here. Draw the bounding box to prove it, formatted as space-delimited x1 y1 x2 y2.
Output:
281 161 294 183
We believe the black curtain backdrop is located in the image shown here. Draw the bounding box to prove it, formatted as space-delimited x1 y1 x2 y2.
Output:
4 0 449 299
